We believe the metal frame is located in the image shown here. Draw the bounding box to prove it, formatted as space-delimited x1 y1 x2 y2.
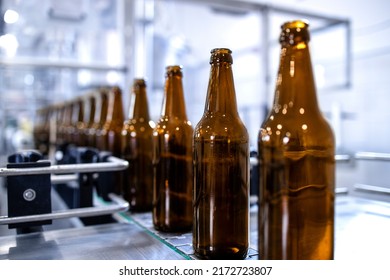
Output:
0 156 129 226
0 156 128 177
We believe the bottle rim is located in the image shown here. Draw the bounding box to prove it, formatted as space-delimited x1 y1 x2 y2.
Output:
210 48 233 64
165 65 183 76
210 48 232 54
281 19 309 30
280 19 310 45
133 78 147 87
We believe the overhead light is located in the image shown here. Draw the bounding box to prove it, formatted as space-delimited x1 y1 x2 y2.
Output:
4 9 19 24
0 34 19 57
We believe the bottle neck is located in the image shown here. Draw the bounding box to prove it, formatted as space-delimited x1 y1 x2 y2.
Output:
84 96 95 125
94 90 108 125
106 87 124 125
272 42 320 113
128 85 150 120
72 99 83 124
161 73 188 119
204 61 239 116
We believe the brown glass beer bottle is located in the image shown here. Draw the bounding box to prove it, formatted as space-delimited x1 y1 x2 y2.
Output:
55 103 65 147
95 86 125 195
33 107 50 155
67 97 84 146
193 48 250 260
121 79 155 212
89 88 109 148
62 101 74 145
258 20 335 260
80 92 96 147
153 65 193 232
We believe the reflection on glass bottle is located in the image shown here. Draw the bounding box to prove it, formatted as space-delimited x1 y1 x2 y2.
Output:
122 79 155 212
153 65 193 232
193 48 249 260
258 20 335 260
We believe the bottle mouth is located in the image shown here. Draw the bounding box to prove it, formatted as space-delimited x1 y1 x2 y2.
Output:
281 20 309 30
133 78 147 87
166 65 183 77
280 19 310 46
210 48 233 64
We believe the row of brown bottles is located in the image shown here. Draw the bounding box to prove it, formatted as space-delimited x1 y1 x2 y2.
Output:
34 87 111 151
32 19 335 260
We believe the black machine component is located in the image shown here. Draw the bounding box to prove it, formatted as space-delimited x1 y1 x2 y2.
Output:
6 150 52 232
53 146 116 225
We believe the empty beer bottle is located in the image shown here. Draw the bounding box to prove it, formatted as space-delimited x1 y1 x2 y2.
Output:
62 101 74 145
193 48 249 260
258 20 335 260
153 65 193 232
96 86 125 195
80 92 96 147
89 88 109 148
55 103 65 147
70 97 84 146
33 107 50 155
122 79 155 212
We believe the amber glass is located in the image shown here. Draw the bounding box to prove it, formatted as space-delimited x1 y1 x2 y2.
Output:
89 88 109 148
193 48 249 260
258 20 335 260
95 86 125 194
61 101 74 145
153 65 193 232
121 79 155 212
80 92 96 147
33 107 50 155
55 103 65 146
69 97 84 146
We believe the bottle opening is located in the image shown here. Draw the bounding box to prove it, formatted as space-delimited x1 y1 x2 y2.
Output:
210 48 233 64
280 19 310 46
281 19 309 30
166 65 183 77
133 78 147 87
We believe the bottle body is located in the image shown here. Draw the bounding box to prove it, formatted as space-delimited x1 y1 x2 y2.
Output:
193 49 249 259
153 66 193 232
122 79 155 212
258 20 335 260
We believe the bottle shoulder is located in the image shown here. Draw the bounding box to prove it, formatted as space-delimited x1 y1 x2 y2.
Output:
194 113 248 140
122 119 155 136
155 117 193 130
259 112 334 148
